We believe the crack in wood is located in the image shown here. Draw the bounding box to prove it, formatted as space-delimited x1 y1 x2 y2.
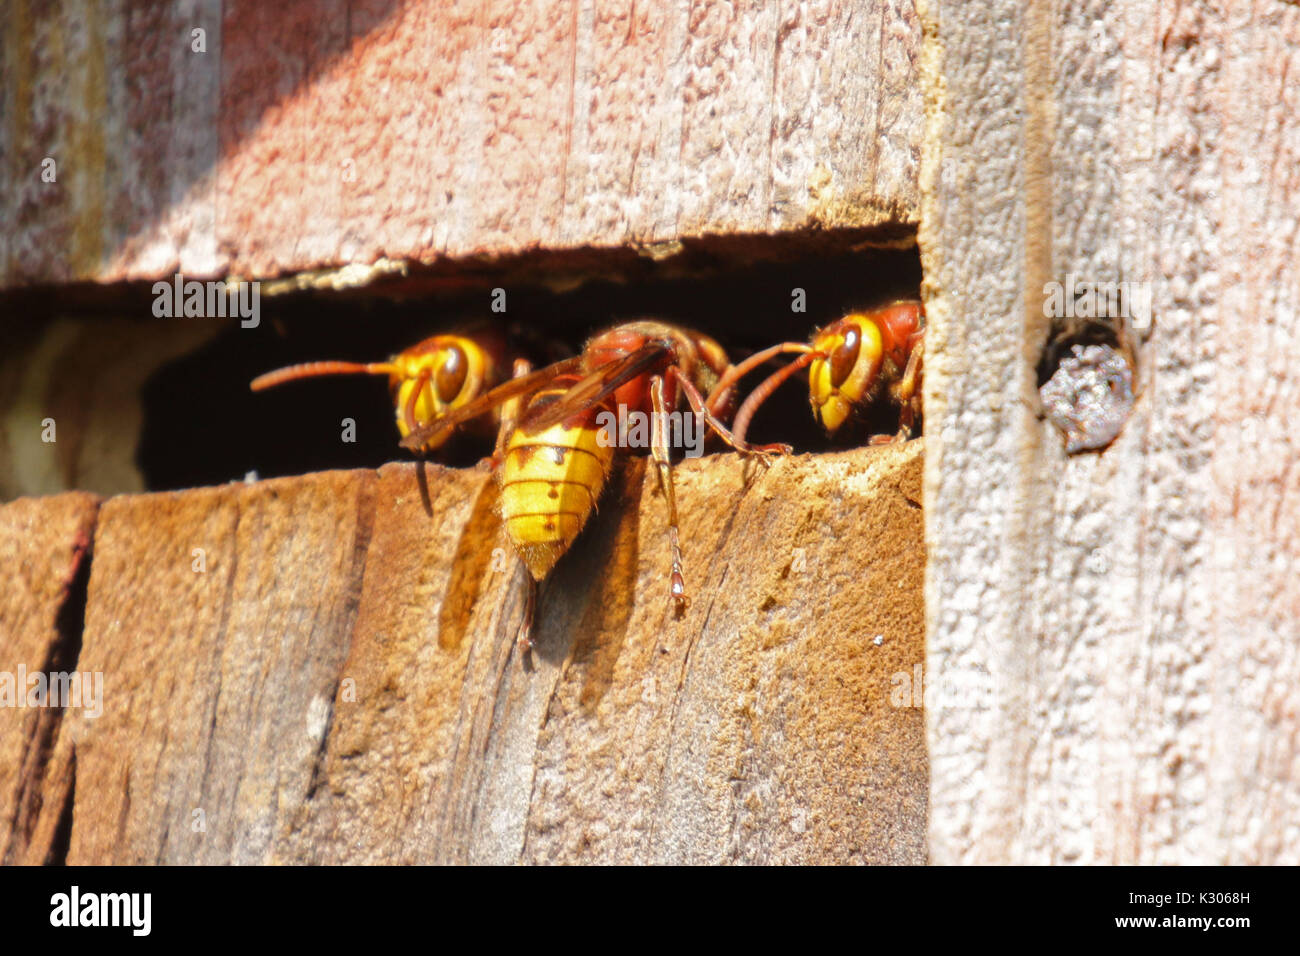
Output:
2 511 94 865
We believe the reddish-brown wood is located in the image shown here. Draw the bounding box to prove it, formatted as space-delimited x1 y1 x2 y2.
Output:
1 0 921 286
0 492 98 864
17 446 926 864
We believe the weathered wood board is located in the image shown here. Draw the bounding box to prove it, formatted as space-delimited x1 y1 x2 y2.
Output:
1 0 921 286
919 0 1300 863
5 443 925 864
0 492 98 865
6 0 1291 869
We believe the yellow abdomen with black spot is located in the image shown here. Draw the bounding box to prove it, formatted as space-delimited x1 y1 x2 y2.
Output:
499 407 615 581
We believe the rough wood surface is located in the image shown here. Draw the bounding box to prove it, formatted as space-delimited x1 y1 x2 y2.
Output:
1 0 921 286
19 444 924 864
0 492 98 865
919 0 1300 863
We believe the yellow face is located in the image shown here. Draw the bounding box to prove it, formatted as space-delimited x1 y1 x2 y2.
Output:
391 335 491 448
808 317 884 434
691 332 731 394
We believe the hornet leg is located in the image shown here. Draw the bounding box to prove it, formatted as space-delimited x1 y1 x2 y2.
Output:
651 374 688 615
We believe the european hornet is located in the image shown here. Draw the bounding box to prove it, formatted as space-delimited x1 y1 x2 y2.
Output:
708 300 925 445
250 326 527 454
399 320 785 649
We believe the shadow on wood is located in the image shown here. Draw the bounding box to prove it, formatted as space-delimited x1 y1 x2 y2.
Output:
1 442 925 864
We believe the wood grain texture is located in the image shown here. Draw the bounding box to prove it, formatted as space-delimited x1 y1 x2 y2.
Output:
0 492 98 864
919 0 1300 863
32 444 924 864
1 0 921 286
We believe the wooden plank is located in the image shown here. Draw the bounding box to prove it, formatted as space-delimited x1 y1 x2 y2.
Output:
60 471 375 865
1 0 921 286
50 444 924 864
919 0 1300 863
0 491 98 864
